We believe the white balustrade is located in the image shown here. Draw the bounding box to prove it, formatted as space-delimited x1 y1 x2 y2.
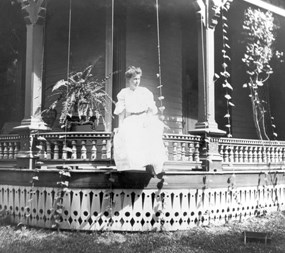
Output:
0 135 20 160
218 138 285 169
163 134 201 163
36 132 113 162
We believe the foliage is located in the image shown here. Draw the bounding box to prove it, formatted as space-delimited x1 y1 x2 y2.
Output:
217 0 234 137
51 166 72 230
1 211 285 252
242 7 283 140
49 65 113 129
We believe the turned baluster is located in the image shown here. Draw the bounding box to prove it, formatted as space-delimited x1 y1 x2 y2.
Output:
0 143 3 159
243 146 249 163
252 146 257 163
173 142 178 161
8 142 13 159
194 142 200 162
62 141 67 160
188 142 194 162
176 142 182 161
39 141 45 159
273 147 278 163
276 147 281 163
223 145 229 163
269 146 274 163
91 140 97 160
229 146 234 163
271 147 274 163
3 142 8 159
71 140 77 159
279 147 283 162
248 146 253 163
266 146 270 163
101 140 107 159
281 148 285 162
262 146 267 163
46 141 51 159
181 142 186 161
277 147 281 163
53 141 59 160
238 146 243 163
233 146 239 163
81 140 87 159
13 142 18 159
257 147 262 163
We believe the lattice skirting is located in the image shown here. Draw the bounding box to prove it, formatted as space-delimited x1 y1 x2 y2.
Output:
0 184 284 231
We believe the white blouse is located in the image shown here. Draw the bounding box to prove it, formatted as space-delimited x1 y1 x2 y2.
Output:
114 87 158 115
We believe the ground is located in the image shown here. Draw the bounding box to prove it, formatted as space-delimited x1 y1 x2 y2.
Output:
0 211 285 253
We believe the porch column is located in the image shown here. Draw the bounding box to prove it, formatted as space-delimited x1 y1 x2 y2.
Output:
14 0 49 169
191 0 228 171
191 0 226 136
15 0 48 131
105 0 114 132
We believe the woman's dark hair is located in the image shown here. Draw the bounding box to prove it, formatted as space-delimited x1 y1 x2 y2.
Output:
125 66 142 79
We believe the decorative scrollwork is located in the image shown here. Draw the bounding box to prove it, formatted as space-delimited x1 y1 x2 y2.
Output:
20 0 46 25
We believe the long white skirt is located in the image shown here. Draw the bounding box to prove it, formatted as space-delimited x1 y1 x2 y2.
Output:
113 114 166 174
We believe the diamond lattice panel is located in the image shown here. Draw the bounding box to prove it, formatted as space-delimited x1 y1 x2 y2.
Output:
0 184 284 231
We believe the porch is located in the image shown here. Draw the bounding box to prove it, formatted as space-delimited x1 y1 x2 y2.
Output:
0 132 284 231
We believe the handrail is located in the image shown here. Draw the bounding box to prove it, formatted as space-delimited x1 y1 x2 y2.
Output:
4 132 285 171
218 137 285 170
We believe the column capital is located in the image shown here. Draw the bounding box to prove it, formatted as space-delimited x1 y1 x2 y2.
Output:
20 0 46 25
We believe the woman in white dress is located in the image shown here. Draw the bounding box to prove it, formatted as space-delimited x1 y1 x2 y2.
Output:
113 66 166 175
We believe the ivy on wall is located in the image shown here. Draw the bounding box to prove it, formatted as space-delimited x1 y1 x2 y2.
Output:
216 0 234 138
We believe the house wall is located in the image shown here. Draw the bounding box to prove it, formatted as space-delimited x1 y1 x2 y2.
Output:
124 0 196 134
268 15 285 140
43 0 107 130
226 1 285 140
0 1 26 133
214 0 285 140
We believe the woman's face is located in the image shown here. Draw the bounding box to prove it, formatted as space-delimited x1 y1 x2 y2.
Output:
128 74 141 90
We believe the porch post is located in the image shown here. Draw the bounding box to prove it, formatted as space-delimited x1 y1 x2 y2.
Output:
14 0 49 168
105 0 114 132
191 0 228 171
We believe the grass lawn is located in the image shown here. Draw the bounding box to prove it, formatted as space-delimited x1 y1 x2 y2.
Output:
1 211 285 253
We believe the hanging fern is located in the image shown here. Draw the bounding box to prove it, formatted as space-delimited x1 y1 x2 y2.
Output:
242 7 283 140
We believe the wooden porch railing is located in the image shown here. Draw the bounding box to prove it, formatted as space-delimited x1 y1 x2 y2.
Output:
0 134 20 161
33 132 202 170
35 132 113 170
3 131 285 171
218 137 285 170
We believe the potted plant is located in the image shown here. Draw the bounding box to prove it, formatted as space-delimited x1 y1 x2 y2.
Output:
48 64 113 131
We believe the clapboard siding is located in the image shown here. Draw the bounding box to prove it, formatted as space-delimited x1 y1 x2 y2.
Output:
43 0 107 130
222 2 258 139
125 0 183 133
268 15 285 140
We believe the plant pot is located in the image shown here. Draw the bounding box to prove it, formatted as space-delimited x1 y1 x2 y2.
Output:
67 116 97 132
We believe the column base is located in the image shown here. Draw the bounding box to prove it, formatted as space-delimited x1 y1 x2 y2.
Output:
191 121 226 137
12 117 50 169
189 124 226 172
189 127 226 137
13 117 51 132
